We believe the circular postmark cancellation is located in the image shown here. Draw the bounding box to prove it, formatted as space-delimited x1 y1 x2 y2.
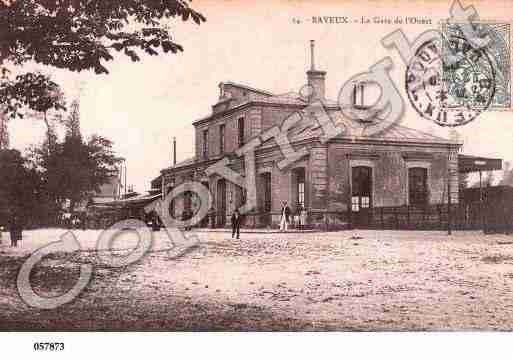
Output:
405 34 496 127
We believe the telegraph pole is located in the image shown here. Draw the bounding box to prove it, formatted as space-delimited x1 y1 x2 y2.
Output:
447 149 455 235
173 137 177 166
124 160 127 197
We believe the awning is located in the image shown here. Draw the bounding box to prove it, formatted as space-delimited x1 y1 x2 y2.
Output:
458 154 502 173
87 193 162 209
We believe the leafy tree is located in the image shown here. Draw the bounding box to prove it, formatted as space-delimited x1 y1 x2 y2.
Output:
0 0 205 118
0 71 66 149
0 109 8 149
65 99 81 140
35 133 123 214
0 149 43 227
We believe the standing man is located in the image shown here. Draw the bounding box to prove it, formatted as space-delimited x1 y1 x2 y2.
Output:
280 201 291 232
300 205 308 231
296 204 304 231
8 214 21 248
231 208 241 239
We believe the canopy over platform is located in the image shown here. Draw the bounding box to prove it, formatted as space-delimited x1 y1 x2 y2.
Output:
88 192 162 210
458 154 502 174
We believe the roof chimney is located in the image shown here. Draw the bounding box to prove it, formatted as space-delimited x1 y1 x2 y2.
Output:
306 40 326 101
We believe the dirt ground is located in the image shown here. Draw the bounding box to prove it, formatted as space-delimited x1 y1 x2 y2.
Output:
1 229 513 331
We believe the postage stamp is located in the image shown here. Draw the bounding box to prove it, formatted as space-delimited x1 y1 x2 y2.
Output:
442 21 511 111
405 33 496 127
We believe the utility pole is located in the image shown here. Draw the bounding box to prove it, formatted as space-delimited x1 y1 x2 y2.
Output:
447 149 456 235
479 169 484 232
448 166 452 235
124 161 127 197
173 137 177 166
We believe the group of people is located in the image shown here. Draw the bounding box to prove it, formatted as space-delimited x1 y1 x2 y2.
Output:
0 215 23 248
279 202 307 232
230 201 308 239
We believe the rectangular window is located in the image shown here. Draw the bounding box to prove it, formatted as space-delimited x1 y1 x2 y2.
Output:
351 166 372 212
261 173 272 212
219 124 225 154
240 188 247 206
295 168 306 208
298 182 305 207
351 196 360 212
238 117 244 147
202 129 209 158
409 167 428 206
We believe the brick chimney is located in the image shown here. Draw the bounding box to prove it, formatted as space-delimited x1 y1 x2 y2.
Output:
306 40 326 101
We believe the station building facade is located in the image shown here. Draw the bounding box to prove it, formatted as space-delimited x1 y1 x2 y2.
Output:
159 43 462 229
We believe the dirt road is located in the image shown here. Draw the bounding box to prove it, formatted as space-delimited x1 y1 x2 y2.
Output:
1 229 513 331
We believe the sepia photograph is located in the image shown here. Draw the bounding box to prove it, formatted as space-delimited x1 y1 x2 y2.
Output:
0 0 513 357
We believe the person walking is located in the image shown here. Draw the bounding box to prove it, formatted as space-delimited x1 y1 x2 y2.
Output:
280 201 291 232
231 209 241 239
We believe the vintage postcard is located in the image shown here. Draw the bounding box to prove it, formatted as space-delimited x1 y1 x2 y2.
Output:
1 0 513 356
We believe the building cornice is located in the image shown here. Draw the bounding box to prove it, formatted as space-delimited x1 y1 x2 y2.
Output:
192 100 340 127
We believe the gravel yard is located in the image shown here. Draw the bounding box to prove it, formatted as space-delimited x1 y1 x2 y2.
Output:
1 229 513 331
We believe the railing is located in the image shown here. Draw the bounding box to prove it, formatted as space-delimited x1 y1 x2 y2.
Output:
83 200 513 233
350 201 513 232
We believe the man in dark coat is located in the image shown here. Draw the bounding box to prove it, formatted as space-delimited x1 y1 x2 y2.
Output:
8 214 22 248
231 209 241 239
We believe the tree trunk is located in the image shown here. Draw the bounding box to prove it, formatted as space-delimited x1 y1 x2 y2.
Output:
43 111 54 154
0 111 7 150
69 198 76 215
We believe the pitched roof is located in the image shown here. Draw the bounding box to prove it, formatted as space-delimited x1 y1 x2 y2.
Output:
264 109 457 147
162 156 197 172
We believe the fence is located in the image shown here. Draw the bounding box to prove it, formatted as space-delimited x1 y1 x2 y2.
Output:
221 201 513 232
84 200 513 233
349 201 513 233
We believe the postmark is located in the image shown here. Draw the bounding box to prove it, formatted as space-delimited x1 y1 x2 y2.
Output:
443 21 511 110
405 33 496 127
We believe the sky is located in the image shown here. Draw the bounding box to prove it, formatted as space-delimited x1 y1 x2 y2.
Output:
8 0 513 192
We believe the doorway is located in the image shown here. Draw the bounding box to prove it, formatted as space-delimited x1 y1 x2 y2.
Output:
217 179 226 227
261 173 272 226
351 166 373 227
